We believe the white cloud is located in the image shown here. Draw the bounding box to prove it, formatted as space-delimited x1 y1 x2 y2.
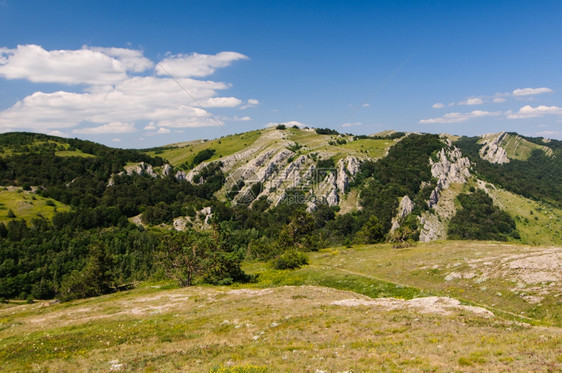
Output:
0 45 252 133
342 122 362 127
241 98 259 109
157 127 170 134
420 110 501 124
203 97 242 108
513 87 553 96
48 130 68 137
73 121 136 134
432 102 445 109
493 97 507 103
536 130 562 137
362 103 370 108
458 97 484 106
112 138 121 143
507 105 562 119
0 44 152 85
233 116 251 121
155 51 248 78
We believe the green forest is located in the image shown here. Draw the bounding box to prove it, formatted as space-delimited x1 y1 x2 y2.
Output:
0 131 557 302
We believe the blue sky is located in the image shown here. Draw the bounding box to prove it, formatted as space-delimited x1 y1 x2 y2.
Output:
0 0 561 147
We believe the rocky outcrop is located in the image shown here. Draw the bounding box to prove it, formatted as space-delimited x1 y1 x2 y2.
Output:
428 147 471 208
162 164 172 177
420 146 471 241
173 206 213 231
126 162 158 178
390 195 414 233
175 170 187 181
479 132 510 164
306 156 361 210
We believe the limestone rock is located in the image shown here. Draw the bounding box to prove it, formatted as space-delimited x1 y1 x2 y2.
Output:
390 195 414 233
479 132 510 164
162 164 172 177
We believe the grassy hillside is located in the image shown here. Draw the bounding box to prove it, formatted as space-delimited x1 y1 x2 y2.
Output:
144 130 263 167
0 187 69 223
144 127 398 169
478 132 553 160
1 241 560 371
484 184 562 246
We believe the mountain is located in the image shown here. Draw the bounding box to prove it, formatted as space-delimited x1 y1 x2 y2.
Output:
0 128 561 301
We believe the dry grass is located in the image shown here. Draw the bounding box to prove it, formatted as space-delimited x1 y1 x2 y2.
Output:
1 285 560 372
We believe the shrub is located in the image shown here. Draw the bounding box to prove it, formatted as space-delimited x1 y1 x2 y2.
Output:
272 250 308 270
275 124 286 130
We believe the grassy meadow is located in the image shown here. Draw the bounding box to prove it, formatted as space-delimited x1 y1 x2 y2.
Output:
0 187 70 224
1 241 560 372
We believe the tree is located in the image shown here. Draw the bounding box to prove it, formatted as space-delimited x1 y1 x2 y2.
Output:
58 242 113 301
356 215 385 244
156 232 204 287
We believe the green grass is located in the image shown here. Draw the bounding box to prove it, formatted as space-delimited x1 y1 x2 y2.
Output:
291 242 561 326
0 276 559 372
145 130 263 166
0 187 70 223
479 133 553 160
500 133 553 160
283 127 397 160
244 258 427 300
54 150 96 158
0 139 96 159
484 185 562 246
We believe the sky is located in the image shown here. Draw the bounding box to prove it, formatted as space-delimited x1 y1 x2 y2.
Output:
0 0 561 148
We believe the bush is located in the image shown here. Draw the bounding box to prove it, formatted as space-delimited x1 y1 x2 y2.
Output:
275 124 286 130
272 250 308 270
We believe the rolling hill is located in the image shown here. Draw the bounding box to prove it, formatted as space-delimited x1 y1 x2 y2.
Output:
0 128 560 371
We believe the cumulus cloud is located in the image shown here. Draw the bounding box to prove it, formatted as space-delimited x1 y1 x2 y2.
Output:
73 121 136 134
0 44 152 84
507 105 562 119
512 87 553 96
459 97 484 106
241 98 259 109
493 97 507 103
432 102 445 109
0 45 251 134
233 116 251 121
342 122 362 127
155 51 248 78
419 110 501 124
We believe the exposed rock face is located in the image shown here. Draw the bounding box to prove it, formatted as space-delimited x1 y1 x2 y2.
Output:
221 146 363 211
162 164 172 177
479 132 510 164
308 156 361 209
126 162 158 178
428 147 471 208
418 214 446 242
419 146 471 242
175 170 187 181
173 217 189 231
172 206 212 231
390 195 414 233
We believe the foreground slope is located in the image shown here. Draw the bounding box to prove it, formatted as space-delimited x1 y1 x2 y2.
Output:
1 241 560 372
1 285 560 372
